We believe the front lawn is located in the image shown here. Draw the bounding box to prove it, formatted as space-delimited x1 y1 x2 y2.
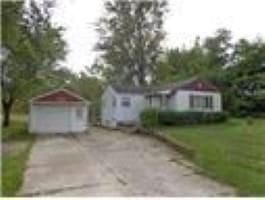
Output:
2 115 31 142
162 118 265 196
2 115 34 197
2 141 33 196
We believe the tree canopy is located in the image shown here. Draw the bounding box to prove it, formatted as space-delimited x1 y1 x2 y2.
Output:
95 0 168 86
1 0 66 126
154 28 265 116
2 0 264 124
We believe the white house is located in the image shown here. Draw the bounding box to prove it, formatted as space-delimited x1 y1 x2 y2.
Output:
101 85 146 127
101 78 222 128
29 88 89 134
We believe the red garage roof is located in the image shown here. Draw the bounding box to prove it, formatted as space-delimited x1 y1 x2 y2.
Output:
32 89 86 103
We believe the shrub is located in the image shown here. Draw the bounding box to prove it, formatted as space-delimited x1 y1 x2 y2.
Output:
251 112 265 118
140 108 159 128
158 111 228 126
157 109 178 125
203 112 228 123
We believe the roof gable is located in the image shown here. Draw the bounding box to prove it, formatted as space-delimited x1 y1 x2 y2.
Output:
32 89 86 103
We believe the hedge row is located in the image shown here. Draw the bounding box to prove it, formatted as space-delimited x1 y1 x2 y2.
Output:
140 109 228 127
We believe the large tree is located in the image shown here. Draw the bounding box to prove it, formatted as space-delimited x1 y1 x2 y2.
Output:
154 37 211 84
203 28 233 68
95 0 167 86
1 0 66 126
230 38 265 115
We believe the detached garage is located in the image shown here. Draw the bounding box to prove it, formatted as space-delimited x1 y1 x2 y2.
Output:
29 88 89 134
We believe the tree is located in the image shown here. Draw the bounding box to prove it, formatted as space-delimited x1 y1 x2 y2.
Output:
1 0 66 126
71 72 103 102
154 37 210 84
151 26 264 116
95 0 167 86
230 38 265 115
203 28 233 68
68 70 104 123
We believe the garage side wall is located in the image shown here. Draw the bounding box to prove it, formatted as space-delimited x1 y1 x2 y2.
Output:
70 104 88 132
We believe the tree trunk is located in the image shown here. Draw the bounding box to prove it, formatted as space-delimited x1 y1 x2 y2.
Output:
2 100 13 127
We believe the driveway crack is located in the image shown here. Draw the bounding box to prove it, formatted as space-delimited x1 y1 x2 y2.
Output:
20 182 109 197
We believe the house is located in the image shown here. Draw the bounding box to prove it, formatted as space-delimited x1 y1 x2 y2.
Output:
101 78 222 128
101 85 147 127
29 88 89 134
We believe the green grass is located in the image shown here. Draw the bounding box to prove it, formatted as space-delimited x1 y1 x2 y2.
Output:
2 115 34 197
162 118 265 196
2 141 33 196
2 115 33 142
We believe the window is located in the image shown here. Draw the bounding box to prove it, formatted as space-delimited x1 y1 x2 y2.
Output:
121 97 131 107
190 95 213 110
76 107 83 118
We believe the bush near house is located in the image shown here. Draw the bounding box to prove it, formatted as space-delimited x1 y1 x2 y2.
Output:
140 108 159 128
140 109 228 127
158 111 228 125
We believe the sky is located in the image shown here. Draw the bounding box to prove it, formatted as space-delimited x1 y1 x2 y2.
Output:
51 0 265 73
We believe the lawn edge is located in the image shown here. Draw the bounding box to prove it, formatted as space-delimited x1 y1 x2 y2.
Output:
127 126 239 196
2 137 35 197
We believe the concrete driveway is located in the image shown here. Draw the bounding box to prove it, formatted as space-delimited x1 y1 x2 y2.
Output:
20 128 234 197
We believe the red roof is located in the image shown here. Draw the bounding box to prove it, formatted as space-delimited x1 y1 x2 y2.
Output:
32 89 85 103
178 79 219 92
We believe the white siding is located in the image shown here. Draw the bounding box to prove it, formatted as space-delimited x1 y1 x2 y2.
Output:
70 105 88 132
168 93 177 110
171 90 222 112
101 86 223 128
115 94 145 124
29 103 88 134
101 86 146 127
148 96 161 109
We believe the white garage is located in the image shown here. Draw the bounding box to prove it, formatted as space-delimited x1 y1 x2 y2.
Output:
29 88 89 134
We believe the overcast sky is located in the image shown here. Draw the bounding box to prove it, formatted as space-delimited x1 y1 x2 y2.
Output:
51 0 265 73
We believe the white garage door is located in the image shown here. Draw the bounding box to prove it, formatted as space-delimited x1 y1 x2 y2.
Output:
33 105 71 133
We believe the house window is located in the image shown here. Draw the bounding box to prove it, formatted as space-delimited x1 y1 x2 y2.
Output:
76 107 83 118
190 95 213 110
121 97 131 107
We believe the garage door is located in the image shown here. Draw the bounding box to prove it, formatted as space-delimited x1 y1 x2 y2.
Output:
33 105 71 133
